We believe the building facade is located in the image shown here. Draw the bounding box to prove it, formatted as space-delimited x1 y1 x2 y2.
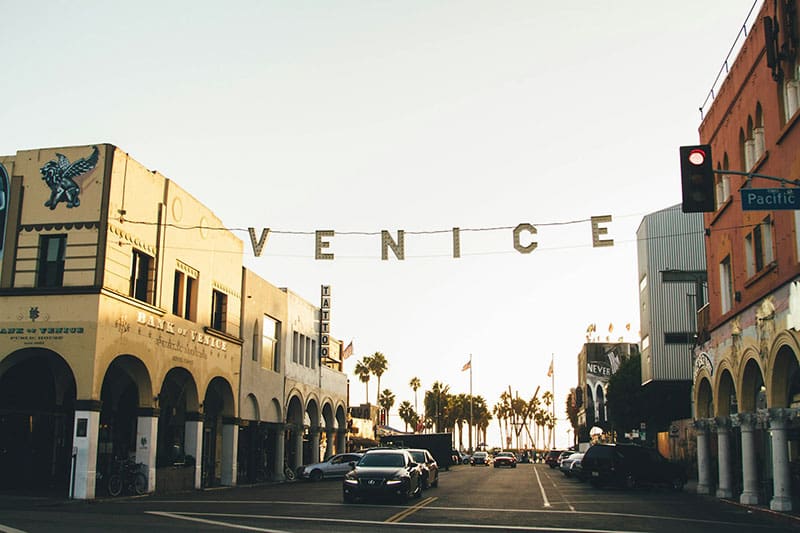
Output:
692 1 800 511
0 143 348 499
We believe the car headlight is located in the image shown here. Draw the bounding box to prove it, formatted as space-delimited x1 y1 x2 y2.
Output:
344 472 359 485
386 478 403 485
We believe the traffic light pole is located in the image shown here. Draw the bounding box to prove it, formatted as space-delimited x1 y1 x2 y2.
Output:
715 168 800 188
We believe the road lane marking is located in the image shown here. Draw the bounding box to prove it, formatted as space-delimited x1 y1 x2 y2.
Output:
385 496 437 522
0 523 28 533
534 464 551 507
147 510 645 532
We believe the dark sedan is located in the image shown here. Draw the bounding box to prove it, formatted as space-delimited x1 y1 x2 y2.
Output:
492 451 517 468
343 448 423 503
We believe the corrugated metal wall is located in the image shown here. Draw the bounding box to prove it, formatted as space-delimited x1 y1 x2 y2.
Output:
637 205 706 382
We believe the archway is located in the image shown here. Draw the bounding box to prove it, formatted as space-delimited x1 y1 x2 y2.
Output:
201 376 235 487
696 377 713 418
0 348 76 492
156 367 199 467
97 355 152 494
285 394 304 471
717 369 737 416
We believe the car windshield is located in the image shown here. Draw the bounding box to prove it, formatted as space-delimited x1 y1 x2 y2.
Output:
359 453 406 467
497 452 513 458
474 452 487 457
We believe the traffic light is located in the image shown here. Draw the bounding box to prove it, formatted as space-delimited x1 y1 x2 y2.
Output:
679 144 716 213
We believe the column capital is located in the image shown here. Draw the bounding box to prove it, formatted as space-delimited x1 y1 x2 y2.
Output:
692 418 712 432
767 407 800 429
730 412 758 430
712 416 731 432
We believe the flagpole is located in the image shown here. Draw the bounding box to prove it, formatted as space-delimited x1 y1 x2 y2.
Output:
469 354 473 451
550 353 555 449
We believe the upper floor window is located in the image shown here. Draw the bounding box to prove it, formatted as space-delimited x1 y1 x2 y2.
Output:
211 289 228 332
37 234 66 288
130 249 155 304
783 62 800 123
262 314 281 372
715 153 731 209
172 269 197 320
720 255 733 315
745 216 774 278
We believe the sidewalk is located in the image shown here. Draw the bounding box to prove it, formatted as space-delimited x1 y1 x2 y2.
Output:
683 480 800 527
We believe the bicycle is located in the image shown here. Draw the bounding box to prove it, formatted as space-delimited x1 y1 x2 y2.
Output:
107 458 147 496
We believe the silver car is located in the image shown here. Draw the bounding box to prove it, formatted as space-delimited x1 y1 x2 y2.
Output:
300 452 364 481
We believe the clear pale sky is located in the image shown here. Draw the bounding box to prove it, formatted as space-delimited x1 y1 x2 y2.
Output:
1 0 759 448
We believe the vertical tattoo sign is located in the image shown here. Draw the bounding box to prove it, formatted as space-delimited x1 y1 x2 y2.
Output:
0 163 8 284
320 285 331 361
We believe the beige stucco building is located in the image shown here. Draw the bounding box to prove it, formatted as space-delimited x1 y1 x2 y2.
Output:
0 143 348 499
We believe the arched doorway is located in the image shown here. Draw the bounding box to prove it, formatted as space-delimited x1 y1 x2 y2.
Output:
201 376 235 488
0 348 76 493
97 355 152 495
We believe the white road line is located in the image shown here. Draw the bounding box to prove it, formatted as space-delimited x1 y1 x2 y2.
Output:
0 523 28 533
533 465 551 508
147 511 645 532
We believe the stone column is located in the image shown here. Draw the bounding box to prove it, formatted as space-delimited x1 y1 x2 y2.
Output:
220 417 239 486
714 416 733 498
70 401 101 500
136 408 159 493
337 429 348 454
693 419 712 495
310 427 321 464
769 408 793 512
732 413 759 505
324 430 335 459
184 412 204 489
273 423 286 481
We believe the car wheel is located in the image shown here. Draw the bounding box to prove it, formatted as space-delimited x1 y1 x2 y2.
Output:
310 469 323 482
431 476 438 488
623 473 637 490
414 479 423 498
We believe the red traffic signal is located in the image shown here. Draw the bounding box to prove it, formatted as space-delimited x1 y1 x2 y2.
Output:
680 144 715 213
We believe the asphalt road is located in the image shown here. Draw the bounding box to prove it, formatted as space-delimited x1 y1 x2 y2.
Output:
1 463 797 532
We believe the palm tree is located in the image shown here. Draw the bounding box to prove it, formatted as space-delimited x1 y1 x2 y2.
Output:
367 352 388 406
452 393 469 451
378 389 396 427
542 390 554 448
424 381 450 433
398 400 415 432
354 359 371 404
409 376 421 413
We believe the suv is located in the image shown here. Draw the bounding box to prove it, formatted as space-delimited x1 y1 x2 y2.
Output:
582 443 686 490
544 449 565 468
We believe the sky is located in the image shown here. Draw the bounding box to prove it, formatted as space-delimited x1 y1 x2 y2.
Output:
1 0 761 448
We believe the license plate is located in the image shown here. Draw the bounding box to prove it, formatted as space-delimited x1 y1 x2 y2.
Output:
592 471 599 477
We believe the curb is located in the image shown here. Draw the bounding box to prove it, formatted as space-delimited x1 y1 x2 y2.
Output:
719 497 800 526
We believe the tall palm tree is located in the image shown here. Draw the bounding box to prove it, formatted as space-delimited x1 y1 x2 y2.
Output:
354 359 371 404
453 393 469 451
367 352 388 406
398 400 415 432
409 376 421 413
378 389 396 427
424 381 450 433
542 390 554 448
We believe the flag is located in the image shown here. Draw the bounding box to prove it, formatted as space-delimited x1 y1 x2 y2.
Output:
342 341 353 360
547 360 553 377
461 360 471 372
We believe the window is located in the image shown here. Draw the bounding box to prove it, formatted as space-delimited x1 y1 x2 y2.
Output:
262 314 280 372
783 62 800 123
753 104 765 161
130 249 155 303
211 289 227 332
715 154 731 209
293 332 300 363
37 234 66 287
745 216 774 277
720 255 733 315
172 270 196 320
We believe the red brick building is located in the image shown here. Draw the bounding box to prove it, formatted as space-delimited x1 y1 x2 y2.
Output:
693 1 800 511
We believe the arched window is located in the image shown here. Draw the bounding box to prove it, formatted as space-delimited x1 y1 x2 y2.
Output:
782 61 800 122
744 116 756 170
753 103 765 161
738 128 748 171
715 152 731 209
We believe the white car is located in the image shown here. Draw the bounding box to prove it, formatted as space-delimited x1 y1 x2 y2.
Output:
559 452 584 477
299 452 364 481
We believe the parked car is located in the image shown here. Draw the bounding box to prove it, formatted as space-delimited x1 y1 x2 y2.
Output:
470 451 491 466
544 449 565 468
407 448 439 489
493 451 517 468
559 452 583 477
582 443 687 490
299 452 363 481
570 454 586 481
342 448 423 503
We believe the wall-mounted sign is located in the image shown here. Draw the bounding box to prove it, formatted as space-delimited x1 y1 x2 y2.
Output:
320 285 331 360
741 188 800 210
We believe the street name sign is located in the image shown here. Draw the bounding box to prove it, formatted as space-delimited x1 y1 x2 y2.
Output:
740 188 799 210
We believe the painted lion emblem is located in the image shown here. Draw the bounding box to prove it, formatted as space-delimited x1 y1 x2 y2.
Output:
40 146 99 209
